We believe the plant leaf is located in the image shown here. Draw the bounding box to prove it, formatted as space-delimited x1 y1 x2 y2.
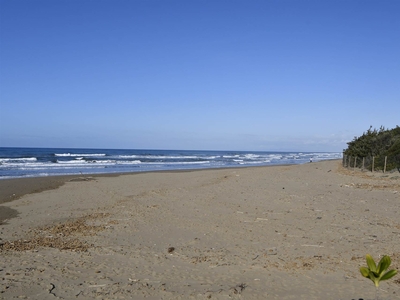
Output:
368 271 380 287
377 255 391 274
371 270 380 277
360 267 370 278
380 269 398 281
366 254 377 273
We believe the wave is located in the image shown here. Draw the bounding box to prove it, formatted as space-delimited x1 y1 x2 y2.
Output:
114 160 209 166
0 157 37 163
56 159 143 165
55 153 106 157
57 160 90 164
158 161 210 165
118 160 141 164
57 159 118 164
0 148 343 179
117 154 217 160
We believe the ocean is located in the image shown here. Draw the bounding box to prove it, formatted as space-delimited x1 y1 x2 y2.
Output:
0 147 342 179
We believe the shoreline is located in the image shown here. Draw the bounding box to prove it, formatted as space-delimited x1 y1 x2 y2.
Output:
0 163 302 205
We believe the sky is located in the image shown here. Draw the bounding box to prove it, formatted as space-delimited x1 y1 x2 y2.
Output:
0 0 399 152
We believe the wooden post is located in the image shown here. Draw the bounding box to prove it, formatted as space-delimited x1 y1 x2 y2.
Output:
384 156 387 173
362 157 365 170
354 156 357 171
372 156 375 172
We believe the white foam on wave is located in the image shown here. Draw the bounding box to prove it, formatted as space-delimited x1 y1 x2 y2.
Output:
117 160 141 164
244 154 261 159
94 160 115 164
223 155 240 158
143 160 210 165
238 159 271 165
267 154 283 160
0 157 37 163
171 161 210 165
55 153 106 157
117 154 214 160
0 161 54 169
57 159 122 165
117 155 140 158
242 153 282 160
299 152 342 161
57 160 89 164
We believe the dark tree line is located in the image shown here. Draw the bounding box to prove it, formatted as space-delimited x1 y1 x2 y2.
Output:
344 126 400 172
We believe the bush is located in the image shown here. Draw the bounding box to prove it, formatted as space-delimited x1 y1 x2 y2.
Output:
344 126 400 172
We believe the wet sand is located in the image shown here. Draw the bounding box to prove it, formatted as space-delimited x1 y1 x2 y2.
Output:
1 160 399 299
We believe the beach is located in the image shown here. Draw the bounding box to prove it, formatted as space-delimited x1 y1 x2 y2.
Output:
1 160 399 299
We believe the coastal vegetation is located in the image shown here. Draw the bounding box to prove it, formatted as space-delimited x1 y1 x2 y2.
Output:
344 126 400 172
360 254 397 299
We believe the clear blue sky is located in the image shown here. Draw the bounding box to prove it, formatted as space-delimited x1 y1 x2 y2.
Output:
1 0 399 152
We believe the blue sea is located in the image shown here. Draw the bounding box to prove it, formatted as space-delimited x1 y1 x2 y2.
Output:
0 147 342 179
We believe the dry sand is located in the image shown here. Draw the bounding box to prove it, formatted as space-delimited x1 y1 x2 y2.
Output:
1 160 399 299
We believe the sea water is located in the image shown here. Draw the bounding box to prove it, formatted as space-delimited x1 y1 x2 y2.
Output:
0 147 342 179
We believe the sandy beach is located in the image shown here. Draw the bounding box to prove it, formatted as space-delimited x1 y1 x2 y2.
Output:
1 160 399 299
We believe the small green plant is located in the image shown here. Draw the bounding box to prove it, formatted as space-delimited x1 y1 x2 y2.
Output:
360 254 397 299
